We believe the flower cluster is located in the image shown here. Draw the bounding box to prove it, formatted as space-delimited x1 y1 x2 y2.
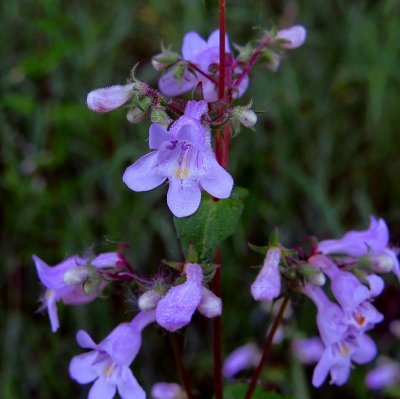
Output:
33 252 120 332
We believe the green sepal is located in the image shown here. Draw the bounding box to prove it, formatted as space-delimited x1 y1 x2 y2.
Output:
248 242 269 255
162 260 184 272
174 187 248 263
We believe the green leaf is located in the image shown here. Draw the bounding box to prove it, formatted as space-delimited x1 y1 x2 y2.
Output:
174 187 248 263
222 383 295 399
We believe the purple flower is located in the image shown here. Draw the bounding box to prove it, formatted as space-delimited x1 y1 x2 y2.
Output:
87 83 135 113
33 253 118 332
292 337 324 365
309 255 371 312
156 263 222 331
302 284 379 387
123 100 233 217
318 216 399 278
312 333 377 387
223 343 261 378
69 311 156 399
366 359 400 389
251 247 281 302
276 25 307 49
151 382 186 399
158 30 249 101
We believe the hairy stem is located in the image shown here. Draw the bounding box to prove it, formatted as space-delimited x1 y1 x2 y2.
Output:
244 296 291 399
170 333 194 399
233 36 271 89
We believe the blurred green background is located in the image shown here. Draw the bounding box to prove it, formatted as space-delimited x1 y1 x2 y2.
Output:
1 0 400 398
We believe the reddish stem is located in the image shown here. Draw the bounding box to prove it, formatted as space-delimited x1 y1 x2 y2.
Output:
244 296 290 399
233 36 271 89
170 333 194 399
218 0 226 100
186 61 219 85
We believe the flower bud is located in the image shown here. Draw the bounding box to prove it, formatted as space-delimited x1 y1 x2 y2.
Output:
63 266 89 286
251 247 281 302
197 287 222 318
370 255 394 273
276 25 307 49
151 50 180 71
300 265 326 287
232 106 257 128
138 290 161 311
127 107 146 124
87 83 135 113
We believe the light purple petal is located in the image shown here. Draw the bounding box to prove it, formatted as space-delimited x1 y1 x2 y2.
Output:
123 152 166 192
233 73 249 99
207 29 231 53
167 179 201 218
199 156 233 199
159 69 196 97
251 248 281 302
129 310 157 332
201 79 218 101
156 270 203 331
197 286 222 318
366 274 385 297
117 368 146 399
76 330 98 349
366 362 400 389
184 100 208 120
149 124 171 150
318 216 389 257
329 357 351 386
151 382 184 399
87 84 135 113
182 32 208 60
292 337 324 365
312 348 334 387
99 323 140 366
277 25 307 49
91 252 119 269
352 334 377 364
46 291 60 333
69 352 98 384
223 343 261 378
88 377 117 399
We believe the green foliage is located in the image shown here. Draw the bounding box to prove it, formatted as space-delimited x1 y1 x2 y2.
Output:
223 383 295 399
174 187 248 263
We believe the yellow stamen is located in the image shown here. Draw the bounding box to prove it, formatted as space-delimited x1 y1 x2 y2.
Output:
103 364 115 377
175 167 190 179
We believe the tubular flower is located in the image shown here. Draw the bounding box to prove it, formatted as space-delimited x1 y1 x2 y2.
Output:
251 247 281 302
87 83 135 113
276 25 307 49
33 252 118 332
123 100 233 218
223 343 261 378
157 30 249 101
318 216 399 279
156 263 222 331
69 311 156 399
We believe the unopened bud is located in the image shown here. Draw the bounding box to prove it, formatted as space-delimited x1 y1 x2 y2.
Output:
127 107 146 124
87 83 135 113
251 247 281 302
370 255 394 273
276 25 307 49
151 50 180 71
197 287 222 318
232 106 257 128
63 266 89 286
138 290 161 311
300 265 326 286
